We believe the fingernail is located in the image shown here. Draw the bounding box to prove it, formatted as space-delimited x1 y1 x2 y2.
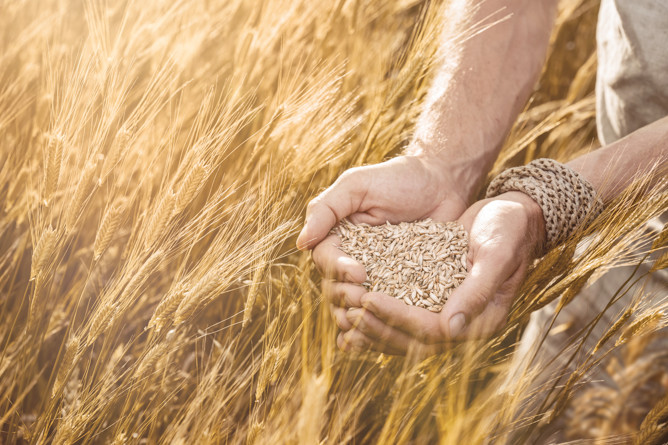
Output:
346 308 361 322
449 313 466 337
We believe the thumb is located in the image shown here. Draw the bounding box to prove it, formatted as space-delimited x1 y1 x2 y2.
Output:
297 170 365 250
440 247 518 339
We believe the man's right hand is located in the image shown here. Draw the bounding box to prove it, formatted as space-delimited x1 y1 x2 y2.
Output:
297 154 469 250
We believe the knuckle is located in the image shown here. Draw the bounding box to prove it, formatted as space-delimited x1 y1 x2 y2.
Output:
473 289 490 308
306 198 320 213
331 285 347 306
335 316 349 330
342 285 361 307
377 324 396 343
320 279 333 296
423 327 443 345
311 247 324 269
337 167 363 186
339 168 357 181
354 313 368 331
467 289 490 314
343 295 358 308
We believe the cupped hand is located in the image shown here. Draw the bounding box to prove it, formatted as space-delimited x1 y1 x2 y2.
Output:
297 155 469 250
297 154 471 335
336 191 547 355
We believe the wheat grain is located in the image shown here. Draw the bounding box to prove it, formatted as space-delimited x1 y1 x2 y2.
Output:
124 250 163 298
555 269 594 312
592 307 633 354
31 226 57 280
88 302 119 343
636 394 668 445
650 251 668 273
173 162 208 216
243 266 265 327
135 343 166 380
333 219 469 312
43 132 64 204
650 223 668 250
52 335 80 398
94 203 123 261
173 272 219 325
617 311 664 346
145 190 175 248
149 287 186 332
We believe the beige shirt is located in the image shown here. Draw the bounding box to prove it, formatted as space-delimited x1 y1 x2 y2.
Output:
596 0 668 146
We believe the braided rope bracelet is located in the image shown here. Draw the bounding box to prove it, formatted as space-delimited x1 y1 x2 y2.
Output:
485 158 603 252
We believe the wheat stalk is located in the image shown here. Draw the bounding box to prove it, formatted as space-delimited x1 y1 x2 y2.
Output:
94 203 123 261
616 311 664 346
30 226 57 280
144 190 175 248
148 287 186 332
123 250 163 298
65 162 97 232
87 302 119 344
52 335 80 398
43 132 64 204
173 162 208 216
174 269 221 325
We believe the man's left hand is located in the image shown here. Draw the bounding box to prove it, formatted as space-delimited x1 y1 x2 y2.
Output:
329 191 547 355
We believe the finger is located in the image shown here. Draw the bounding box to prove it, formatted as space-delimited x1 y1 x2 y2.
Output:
461 260 527 338
337 329 406 355
440 248 520 339
322 279 366 307
359 292 445 344
348 212 383 225
297 171 364 250
345 308 443 354
312 235 367 282
331 305 353 331
464 299 511 339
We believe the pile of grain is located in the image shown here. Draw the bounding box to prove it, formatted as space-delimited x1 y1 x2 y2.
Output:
333 219 469 312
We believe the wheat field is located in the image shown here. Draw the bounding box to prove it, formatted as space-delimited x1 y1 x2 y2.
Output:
1 0 667 443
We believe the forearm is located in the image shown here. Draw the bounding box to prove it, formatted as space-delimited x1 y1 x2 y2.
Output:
567 116 668 204
408 0 559 202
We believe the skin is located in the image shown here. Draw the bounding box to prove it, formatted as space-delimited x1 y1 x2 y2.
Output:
297 0 668 354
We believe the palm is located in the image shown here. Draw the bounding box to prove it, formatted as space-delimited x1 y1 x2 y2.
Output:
333 192 544 355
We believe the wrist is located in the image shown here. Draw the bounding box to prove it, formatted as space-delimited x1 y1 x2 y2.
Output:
405 144 490 206
501 191 547 257
485 159 603 252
